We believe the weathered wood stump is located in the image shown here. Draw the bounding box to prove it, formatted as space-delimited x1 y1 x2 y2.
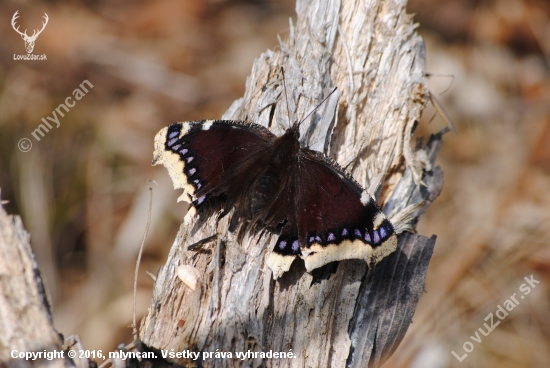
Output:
140 0 444 367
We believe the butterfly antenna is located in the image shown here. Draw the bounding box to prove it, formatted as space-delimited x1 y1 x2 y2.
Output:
280 67 293 128
425 72 455 95
297 87 338 128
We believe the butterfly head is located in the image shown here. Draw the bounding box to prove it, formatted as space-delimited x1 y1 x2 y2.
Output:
287 121 301 139
273 126 300 165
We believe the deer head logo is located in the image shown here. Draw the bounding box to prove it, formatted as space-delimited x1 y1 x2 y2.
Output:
12 11 49 54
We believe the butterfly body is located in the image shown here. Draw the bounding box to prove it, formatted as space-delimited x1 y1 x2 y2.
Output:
227 128 299 230
153 120 397 277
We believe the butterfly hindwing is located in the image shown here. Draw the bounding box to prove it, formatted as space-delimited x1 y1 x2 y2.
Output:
267 148 397 274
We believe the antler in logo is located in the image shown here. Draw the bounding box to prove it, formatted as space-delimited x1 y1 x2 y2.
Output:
12 11 49 54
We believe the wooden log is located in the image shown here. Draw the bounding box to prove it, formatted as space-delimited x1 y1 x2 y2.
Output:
140 0 443 367
0 200 70 368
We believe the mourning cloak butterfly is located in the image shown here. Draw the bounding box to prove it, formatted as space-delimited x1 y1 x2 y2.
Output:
153 106 397 276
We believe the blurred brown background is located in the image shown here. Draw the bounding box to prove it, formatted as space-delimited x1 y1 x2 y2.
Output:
0 0 548 367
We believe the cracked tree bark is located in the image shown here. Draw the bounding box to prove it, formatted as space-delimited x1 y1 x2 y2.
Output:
140 0 443 367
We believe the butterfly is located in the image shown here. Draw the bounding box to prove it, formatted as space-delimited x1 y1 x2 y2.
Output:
152 96 397 276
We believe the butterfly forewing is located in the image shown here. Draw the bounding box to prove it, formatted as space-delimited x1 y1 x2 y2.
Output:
153 120 275 205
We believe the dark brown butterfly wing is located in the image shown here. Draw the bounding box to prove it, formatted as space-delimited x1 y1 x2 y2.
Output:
267 148 397 275
153 120 275 207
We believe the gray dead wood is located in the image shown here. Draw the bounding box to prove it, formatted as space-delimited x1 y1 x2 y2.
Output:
140 0 443 367
0 201 69 368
